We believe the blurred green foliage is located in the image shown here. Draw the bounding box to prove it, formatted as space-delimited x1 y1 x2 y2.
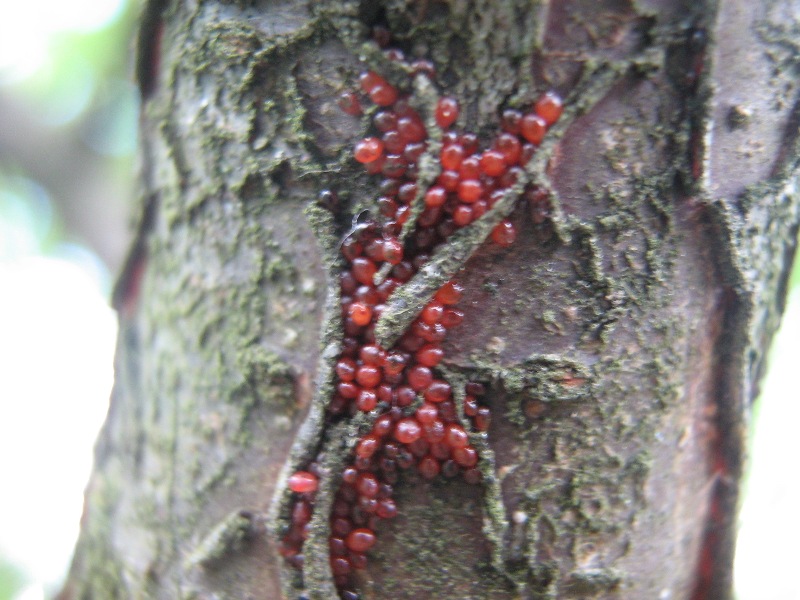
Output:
0 558 26 600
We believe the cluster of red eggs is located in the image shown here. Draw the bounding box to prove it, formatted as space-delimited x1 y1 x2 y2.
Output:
281 46 563 599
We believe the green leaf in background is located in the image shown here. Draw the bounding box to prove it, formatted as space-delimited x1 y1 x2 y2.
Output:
0 558 26 600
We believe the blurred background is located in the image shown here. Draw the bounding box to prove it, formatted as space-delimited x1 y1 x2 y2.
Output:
0 1 797 598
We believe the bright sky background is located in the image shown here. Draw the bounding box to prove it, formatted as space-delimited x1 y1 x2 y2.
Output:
0 252 117 598
734 285 800 600
0 0 125 83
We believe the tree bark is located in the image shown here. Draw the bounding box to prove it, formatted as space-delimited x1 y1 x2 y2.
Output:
61 1 800 599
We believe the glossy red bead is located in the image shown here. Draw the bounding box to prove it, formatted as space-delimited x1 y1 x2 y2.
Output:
419 455 440 479
374 110 398 132
441 144 465 170
404 142 426 162
453 204 473 227
415 344 443 367
382 130 405 154
359 344 384 365
501 109 522 134
441 307 465 328
407 365 433 391
435 281 464 305
330 537 347 556
356 473 380 498
331 556 351 575
348 302 372 326
338 91 362 116
416 403 438 425
351 258 376 286
288 471 318 493
292 499 312 525
356 365 382 388
396 385 416 407
376 498 397 519
521 142 536 164
336 358 357 381
356 434 380 457
464 395 478 417
453 445 478 468
342 467 358 484
460 132 479 155
457 179 483 203
373 414 394 437
435 97 459 128
370 83 399 106
356 389 378 412
475 407 491 431
520 113 547 145
480 150 507 177
425 186 447 208
359 71 384 93
491 220 517 247
338 381 358 399
398 115 426 143
383 352 407 375
535 91 563 125
346 528 377 552
494 133 521 165
463 467 482 484
424 380 452 403
458 156 481 180
394 418 422 444
398 182 418 202
438 169 460 192
438 400 457 422
354 137 384 164
466 381 486 396
445 423 469 448
421 301 444 324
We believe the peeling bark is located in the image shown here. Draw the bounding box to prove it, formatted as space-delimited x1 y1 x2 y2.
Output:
62 1 800 599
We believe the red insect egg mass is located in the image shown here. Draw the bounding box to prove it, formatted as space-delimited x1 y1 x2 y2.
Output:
286 47 565 596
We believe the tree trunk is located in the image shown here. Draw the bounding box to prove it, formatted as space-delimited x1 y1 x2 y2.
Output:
61 1 800 599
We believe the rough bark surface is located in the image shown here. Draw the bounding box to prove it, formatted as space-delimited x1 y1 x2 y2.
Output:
62 1 800 599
